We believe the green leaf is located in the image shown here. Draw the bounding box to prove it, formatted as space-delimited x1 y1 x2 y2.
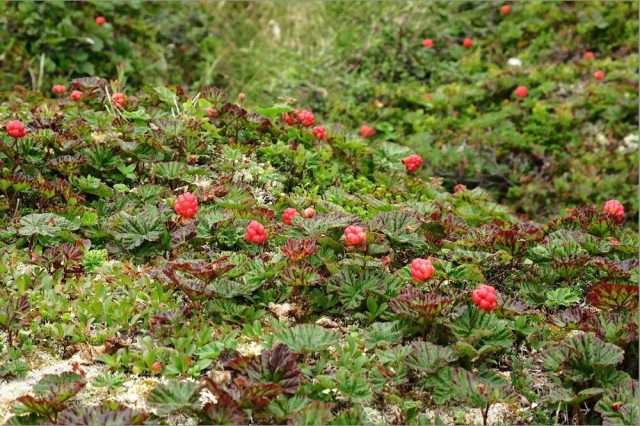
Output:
147 381 201 416
406 342 458 375
19 213 79 238
111 207 166 250
275 324 340 353
254 104 292 119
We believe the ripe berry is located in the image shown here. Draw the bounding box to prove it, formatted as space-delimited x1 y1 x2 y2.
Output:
422 38 434 48
359 125 376 138
111 92 127 108
583 51 595 61
70 90 83 101
472 284 498 312
150 361 162 374
312 126 327 140
245 220 268 244
411 258 435 282
454 184 467 193
207 108 217 118
296 109 315 127
402 154 423 173
5 120 26 138
174 192 199 218
112 92 126 107
238 93 246 101
594 70 605 81
303 207 316 218
282 207 300 225
463 38 474 49
344 226 367 246
95 16 106 26
52 84 66 94
500 4 510 15
603 199 624 220
283 112 295 126
514 85 528 98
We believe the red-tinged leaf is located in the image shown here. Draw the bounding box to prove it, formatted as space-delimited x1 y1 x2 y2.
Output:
57 405 149 425
281 239 317 262
70 77 108 90
170 257 234 281
389 288 453 323
587 282 639 311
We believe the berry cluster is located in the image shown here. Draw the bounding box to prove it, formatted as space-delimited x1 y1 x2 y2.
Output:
112 92 127 108
453 184 467 193
296 109 315 127
514 86 528 98
282 208 301 225
5 120 26 138
312 126 327 140
174 192 199 218
70 90 83 101
402 154 423 173
472 284 498 312
410 258 435 282
245 220 268 244
344 226 367 246
359 125 376 138
603 199 624 221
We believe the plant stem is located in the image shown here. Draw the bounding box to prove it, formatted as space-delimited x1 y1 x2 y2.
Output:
482 402 490 426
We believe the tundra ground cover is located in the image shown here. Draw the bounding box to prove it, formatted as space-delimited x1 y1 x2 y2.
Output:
0 1 639 425
0 82 637 425
2 2 638 220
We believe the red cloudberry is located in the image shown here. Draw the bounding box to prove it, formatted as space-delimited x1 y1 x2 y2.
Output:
500 4 510 15
207 108 217 117
245 220 268 244
283 112 295 126
238 93 246 101
583 51 595 61
472 284 497 312
282 207 300 225
514 86 528 98
174 192 199 218
402 154 423 173
6 120 26 138
594 70 605 81
359 124 376 138
422 38 434 48
95 16 106 26
112 92 126 107
312 126 327 140
296 109 315 127
603 199 624 220
454 184 467 193
344 225 366 246
411 258 435 282
52 84 66 94
463 38 474 48
70 90 83 101
303 207 316 218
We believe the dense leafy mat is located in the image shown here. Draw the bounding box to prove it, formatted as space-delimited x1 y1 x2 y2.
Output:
2 2 637 222
0 85 637 424
268 2 639 222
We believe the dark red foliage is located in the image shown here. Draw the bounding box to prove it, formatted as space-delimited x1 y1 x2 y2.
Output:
587 281 639 311
281 239 317 261
389 288 453 323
